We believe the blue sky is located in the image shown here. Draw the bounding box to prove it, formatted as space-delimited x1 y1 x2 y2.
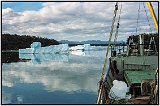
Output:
2 2 158 41
2 2 43 12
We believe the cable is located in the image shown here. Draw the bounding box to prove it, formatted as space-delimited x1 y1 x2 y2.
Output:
143 2 152 33
136 3 141 35
113 3 122 50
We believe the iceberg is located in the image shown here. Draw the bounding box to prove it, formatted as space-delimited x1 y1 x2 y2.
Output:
69 44 91 51
30 42 41 49
70 48 106 57
19 48 35 54
69 45 84 51
19 42 69 54
19 42 98 54
83 44 90 50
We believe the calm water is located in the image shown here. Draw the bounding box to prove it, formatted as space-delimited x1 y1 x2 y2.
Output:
2 46 111 104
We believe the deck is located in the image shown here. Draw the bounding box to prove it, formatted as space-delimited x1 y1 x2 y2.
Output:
124 70 155 86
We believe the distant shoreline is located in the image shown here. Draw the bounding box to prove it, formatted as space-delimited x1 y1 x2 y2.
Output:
2 50 19 53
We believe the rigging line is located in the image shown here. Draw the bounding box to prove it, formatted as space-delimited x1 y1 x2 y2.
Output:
136 3 141 35
143 2 152 33
113 3 122 50
142 2 152 65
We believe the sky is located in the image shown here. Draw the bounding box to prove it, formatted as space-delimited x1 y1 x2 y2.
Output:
2 2 158 41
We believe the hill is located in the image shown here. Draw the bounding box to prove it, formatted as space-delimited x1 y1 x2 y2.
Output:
2 34 59 50
59 40 126 45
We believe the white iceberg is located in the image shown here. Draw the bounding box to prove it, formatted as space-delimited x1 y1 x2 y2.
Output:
19 42 69 54
69 44 91 51
69 45 84 51
19 42 98 54
70 46 107 57
83 44 90 50
35 44 69 54
19 48 35 54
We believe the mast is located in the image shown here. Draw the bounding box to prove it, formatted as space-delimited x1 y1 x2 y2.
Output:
139 34 144 56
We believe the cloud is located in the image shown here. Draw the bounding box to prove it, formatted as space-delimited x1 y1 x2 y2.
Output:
2 2 158 41
2 8 12 15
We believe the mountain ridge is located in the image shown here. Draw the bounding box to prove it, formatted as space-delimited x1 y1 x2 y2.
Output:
58 40 126 44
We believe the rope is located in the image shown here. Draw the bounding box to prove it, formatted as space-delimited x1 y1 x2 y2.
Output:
97 2 119 104
100 2 118 83
143 2 152 33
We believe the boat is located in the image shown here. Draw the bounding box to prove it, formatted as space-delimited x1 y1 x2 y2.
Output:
97 2 158 104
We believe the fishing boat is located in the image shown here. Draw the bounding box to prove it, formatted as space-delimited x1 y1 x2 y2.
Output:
97 2 158 104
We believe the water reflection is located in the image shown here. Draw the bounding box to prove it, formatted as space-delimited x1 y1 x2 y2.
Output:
3 55 103 91
2 91 24 104
19 53 69 64
2 52 20 63
2 46 109 104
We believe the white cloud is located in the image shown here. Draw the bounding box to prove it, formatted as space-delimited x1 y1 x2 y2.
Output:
2 2 158 41
2 8 13 15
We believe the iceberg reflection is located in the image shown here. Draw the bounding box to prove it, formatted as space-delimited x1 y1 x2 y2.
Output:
2 91 12 104
70 46 107 58
2 91 24 104
19 53 69 64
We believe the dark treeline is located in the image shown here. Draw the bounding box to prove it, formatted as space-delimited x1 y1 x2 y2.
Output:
2 52 19 63
2 34 59 50
127 33 158 51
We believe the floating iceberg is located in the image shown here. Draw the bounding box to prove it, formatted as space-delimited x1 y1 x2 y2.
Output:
36 44 69 54
19 42 103 55
70 49 106 57
69 45 84 51
83 44 90 50
69 44 91 51
19 48 35 54
30 42 41 49
19 42 69 54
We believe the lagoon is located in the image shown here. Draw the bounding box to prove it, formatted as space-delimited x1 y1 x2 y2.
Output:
2 46 111 104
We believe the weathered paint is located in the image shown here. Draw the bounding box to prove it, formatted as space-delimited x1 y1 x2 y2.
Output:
124 70 155 86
